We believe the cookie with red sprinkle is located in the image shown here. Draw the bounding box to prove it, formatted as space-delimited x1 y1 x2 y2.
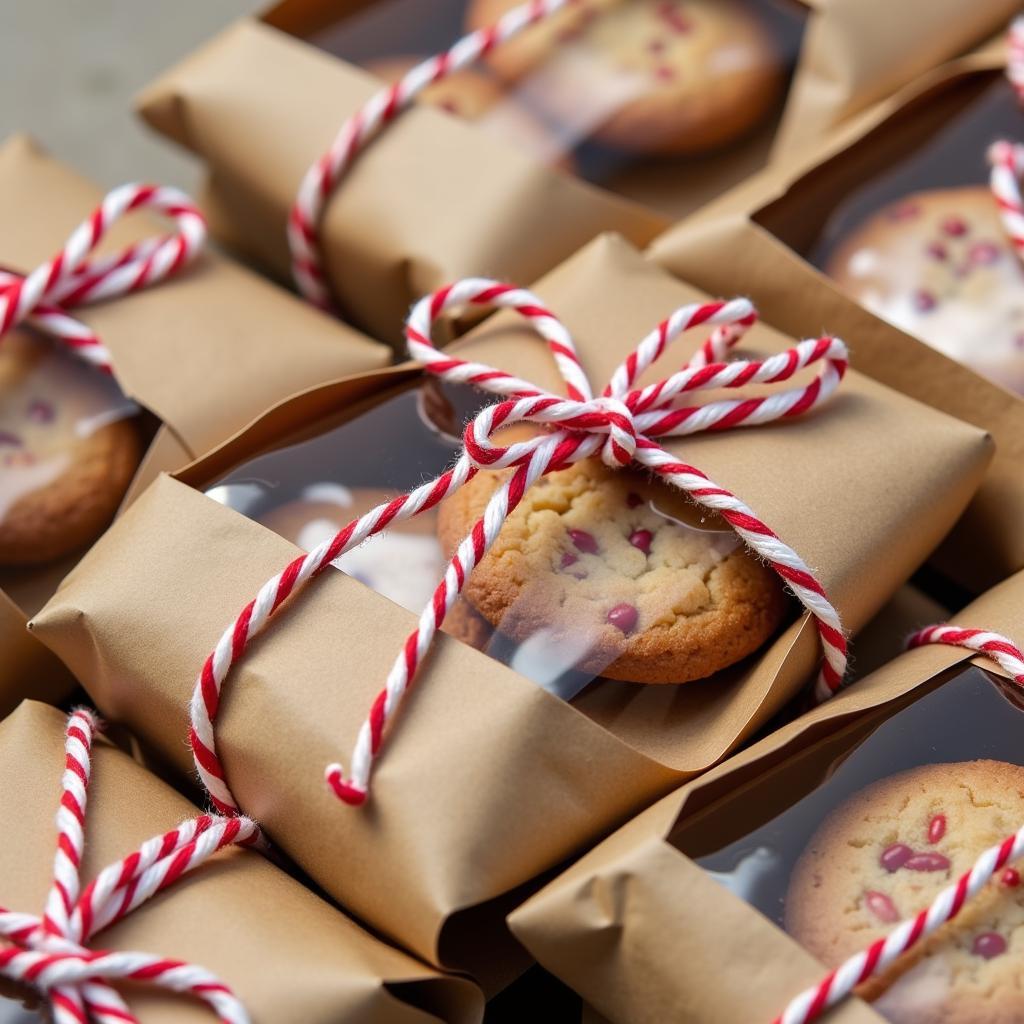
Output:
464 0 783 155
827 186 1024 396
436 457 786 683
786 759 1024 1023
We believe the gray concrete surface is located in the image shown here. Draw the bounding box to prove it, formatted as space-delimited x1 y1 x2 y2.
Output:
0 0 263 191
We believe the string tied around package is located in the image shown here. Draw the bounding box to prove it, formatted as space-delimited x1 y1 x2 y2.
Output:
0 183 206 373
288 0 573 309
190 277 849 814
0 709 256 1024
772 624 1024 1024
988 17 1024 254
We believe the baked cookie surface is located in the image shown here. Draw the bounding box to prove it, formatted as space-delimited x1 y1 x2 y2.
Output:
465 0 783 154
0 333 141 567
786 759 1024 1024
827 186 1024 396
437 458 786 683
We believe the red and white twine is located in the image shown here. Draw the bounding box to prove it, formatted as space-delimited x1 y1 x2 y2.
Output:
989 139 1024 258
989 17 1024 258
0 709 256 1024
0 183 206 372
287 0 571 309
773 625 1024 1024
190 278 848 813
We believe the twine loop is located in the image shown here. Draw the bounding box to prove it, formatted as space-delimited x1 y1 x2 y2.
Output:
0 709 255 1024
0 183 206 372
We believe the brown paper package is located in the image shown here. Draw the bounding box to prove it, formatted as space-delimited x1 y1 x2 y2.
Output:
648 41 1024 594
29 235 992 991
135 19 666 349
0 135 390 716
261 0 1019 162
0 700 481 1024
508 570 1024 1024
133 0 1018 343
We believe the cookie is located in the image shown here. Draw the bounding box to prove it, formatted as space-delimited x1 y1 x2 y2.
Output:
0 333 142 567
786 760 1024 1024
827 186 1024 396
258 483 446 615
436 458 786 683
364 55 573 171
464 0 783 155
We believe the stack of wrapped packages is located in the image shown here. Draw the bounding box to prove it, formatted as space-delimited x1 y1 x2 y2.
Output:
6 1 1024 1020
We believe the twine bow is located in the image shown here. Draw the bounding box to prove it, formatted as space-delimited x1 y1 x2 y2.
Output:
774 625 1024 1024
0 183 206 372
288 0 573 309
0 709 255 1024
190 278 849 815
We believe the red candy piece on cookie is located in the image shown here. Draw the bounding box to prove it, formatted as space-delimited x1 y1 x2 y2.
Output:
607 602 639 635
865 890 900 924
972 932 1007 960
927 814 947 844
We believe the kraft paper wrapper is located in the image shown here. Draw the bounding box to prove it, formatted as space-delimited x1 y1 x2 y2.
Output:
0 701 481 1024
774 0 1019 157
30 235 991 988
264 0 1020 165
134 20 667 348
649 43 1024 593
509 569 1024 1024
0 135 389 714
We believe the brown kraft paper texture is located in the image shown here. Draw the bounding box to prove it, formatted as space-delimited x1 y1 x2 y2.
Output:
135 0 1019 341
649 40 1024 594
30 234 992 991
0 700 481 1024
509 569 1024 1024
774 0 1019 157
0 135 390 715
135 18 668 348
261 0 1019 210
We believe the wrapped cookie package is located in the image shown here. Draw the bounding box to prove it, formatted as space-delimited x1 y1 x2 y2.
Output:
205 377 783 699
510 569 1024 1024
292 0 803 220
0 700 480 1023
651 35 1024 593
136 0 1015 346
30 235 992 990
0 135 389 717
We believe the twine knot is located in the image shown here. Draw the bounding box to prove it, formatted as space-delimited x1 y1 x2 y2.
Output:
0 709 255 1023
0 183 205 372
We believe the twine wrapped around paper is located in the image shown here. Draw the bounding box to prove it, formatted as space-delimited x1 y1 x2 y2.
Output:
0 183 206 372
773 626 1024 1024
189 278 849 814
288 0 572 311
988 18 1024 260
0 708 257 1024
